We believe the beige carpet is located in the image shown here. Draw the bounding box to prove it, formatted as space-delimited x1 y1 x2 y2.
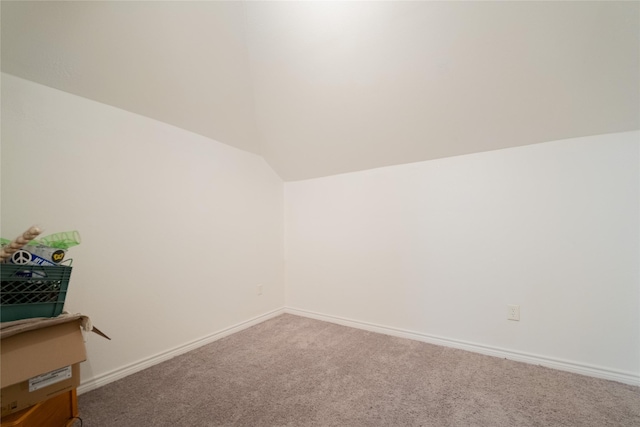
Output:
77 314 640 426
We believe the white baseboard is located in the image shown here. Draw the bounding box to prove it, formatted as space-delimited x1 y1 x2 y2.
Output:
77 308 285 395
285 307 640 387
78 306 639 395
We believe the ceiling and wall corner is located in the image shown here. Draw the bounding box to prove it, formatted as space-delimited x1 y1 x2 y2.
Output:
1 1 261 153
1 1 639 180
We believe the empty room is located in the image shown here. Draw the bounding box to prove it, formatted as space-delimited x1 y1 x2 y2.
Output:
1 1 638 426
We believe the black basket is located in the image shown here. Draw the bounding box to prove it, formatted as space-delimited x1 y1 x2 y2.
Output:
0 264 72 322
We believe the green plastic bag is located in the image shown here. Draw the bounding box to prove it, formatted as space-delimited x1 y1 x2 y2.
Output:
35 231 82 250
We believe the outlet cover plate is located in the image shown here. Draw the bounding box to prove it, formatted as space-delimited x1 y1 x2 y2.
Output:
507 304 520 321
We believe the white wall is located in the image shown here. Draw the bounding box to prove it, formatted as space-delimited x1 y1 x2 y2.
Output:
285 131 639 380
1 73 284 387
2 72 638 387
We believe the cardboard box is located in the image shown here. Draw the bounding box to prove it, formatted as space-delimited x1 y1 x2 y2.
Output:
1 389 78 427
1 319 86 417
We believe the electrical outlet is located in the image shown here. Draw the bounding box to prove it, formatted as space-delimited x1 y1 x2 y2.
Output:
257 284 263 295
507 304 520 321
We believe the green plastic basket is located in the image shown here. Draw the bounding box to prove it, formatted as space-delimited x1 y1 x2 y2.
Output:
0 264 72 322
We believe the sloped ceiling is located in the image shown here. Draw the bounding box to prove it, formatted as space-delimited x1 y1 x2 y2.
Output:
2 1 638 181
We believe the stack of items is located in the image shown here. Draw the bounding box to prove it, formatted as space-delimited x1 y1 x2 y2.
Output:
0 226 103 426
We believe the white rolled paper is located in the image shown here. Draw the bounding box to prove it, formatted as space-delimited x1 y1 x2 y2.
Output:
0 226 43 262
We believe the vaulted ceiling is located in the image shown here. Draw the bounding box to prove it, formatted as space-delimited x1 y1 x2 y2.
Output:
2 1 638 181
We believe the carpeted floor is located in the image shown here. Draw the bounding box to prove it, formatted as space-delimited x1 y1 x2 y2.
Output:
77 314 640 426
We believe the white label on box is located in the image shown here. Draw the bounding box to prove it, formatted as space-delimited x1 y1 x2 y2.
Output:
28 365 72 392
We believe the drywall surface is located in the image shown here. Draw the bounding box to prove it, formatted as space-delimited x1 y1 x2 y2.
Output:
1 73 284 385
285 131 639 377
